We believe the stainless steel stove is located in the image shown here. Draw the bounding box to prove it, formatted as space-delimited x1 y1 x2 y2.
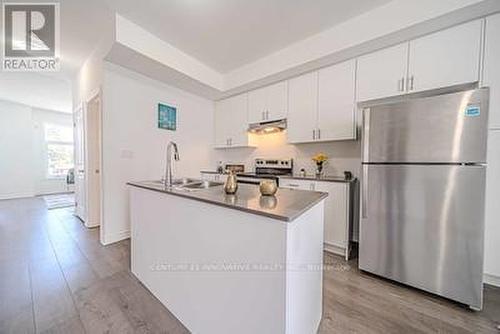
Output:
237 158 293 185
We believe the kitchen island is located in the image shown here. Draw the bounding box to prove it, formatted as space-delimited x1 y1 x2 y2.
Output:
128 181 327 334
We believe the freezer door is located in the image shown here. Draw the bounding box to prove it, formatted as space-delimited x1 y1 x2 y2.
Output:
362 88 489 163
359 164 486 309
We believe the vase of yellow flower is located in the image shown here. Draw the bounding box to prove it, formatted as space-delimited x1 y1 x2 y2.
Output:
312 153 328 177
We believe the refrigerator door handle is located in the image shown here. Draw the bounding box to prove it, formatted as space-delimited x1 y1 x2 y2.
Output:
362 108 371 162
362 165 368 219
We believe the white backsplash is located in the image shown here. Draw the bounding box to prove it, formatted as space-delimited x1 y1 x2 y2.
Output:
211 131 361 177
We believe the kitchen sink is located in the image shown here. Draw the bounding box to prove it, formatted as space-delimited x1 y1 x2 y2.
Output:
146 178 200 186
179 180 224 190
143 179 223 190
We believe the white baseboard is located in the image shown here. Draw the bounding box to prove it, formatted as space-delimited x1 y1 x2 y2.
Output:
0 192 35 200
324 243 346 257
484 273 500 287
85 221 100 228
102 230 130 245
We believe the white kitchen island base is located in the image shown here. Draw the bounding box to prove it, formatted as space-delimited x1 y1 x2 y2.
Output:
129 185 325 334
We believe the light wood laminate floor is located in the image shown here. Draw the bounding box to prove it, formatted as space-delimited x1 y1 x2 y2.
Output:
0 197 499 333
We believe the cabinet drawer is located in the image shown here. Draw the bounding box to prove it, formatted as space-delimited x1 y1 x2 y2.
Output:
279 179 314 190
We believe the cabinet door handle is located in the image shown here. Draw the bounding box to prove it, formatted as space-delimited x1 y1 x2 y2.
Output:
266 110 270 120
317 128 321 139
408 75 414 91
398 78 404 92
288 184 299 187
313 129 316 140
362 165 368 219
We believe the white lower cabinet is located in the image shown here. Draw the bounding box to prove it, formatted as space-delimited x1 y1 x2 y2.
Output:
280 178 351 259
314 182 349 255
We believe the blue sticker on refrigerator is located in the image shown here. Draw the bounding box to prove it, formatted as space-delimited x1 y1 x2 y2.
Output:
464 105 480 117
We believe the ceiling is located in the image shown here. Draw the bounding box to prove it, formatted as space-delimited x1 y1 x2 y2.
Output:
103 0 392 73
2 0 392 80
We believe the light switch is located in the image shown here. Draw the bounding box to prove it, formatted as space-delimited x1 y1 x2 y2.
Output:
120 149 134 159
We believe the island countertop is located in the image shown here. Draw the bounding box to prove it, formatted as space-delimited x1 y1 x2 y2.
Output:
127 181 328 222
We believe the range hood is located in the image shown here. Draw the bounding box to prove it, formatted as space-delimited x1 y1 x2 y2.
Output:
248 119 287 134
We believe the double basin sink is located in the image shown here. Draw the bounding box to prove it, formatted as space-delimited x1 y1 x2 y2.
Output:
147 178 223 191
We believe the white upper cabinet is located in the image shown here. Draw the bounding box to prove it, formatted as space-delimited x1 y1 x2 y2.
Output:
266 81 288 121
248 87 267 123
408 20 482 93
318 59 357 141
214 93 252 148
357 43 408 102
483 14 500 129
287 72 319 143
248 81 287 123
357 20 482 102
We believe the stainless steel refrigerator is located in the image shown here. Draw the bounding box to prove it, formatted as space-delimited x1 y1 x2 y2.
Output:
359 88 489 310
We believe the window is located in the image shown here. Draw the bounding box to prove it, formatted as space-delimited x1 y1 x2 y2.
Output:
44 123 74 178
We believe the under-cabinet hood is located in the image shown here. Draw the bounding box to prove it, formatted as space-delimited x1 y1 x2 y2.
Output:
248 119 286 134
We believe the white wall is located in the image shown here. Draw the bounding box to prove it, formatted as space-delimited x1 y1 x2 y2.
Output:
211 131 361 177
0 100 35 199
101 63 215 244
0 73 72 113
0 100 73 200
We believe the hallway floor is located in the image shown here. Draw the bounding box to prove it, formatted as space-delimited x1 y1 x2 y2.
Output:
0 197 499 333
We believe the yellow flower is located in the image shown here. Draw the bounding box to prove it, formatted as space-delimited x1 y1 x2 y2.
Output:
312 153 328 163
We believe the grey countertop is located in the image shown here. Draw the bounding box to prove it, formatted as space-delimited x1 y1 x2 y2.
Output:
201 170 356 184
279 175 357 183
127 181 328 222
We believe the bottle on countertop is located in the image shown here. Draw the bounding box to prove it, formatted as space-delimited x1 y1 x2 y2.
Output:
217 161 224 174
224 170 238 194
299 168 306 177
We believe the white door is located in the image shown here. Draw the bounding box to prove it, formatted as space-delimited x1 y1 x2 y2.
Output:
408 20 481 93
266 81 288 121
214 99 231 148
315 182 348 251
74 104 86 222
248 87 267 123
483 14 500 129
287 72 318 143
227 93 249 147
85 94 101 228
484 130 500 277
318 59 357 141
357 42 408 102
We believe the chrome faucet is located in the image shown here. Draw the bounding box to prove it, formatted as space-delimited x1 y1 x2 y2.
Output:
165 141 180 187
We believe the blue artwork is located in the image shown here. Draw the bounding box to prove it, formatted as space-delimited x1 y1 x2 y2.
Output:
158 103 177 130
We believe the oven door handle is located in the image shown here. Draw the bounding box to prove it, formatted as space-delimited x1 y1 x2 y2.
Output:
237 179 261 185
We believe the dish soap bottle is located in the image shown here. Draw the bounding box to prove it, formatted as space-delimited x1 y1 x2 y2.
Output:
217 161 224 174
